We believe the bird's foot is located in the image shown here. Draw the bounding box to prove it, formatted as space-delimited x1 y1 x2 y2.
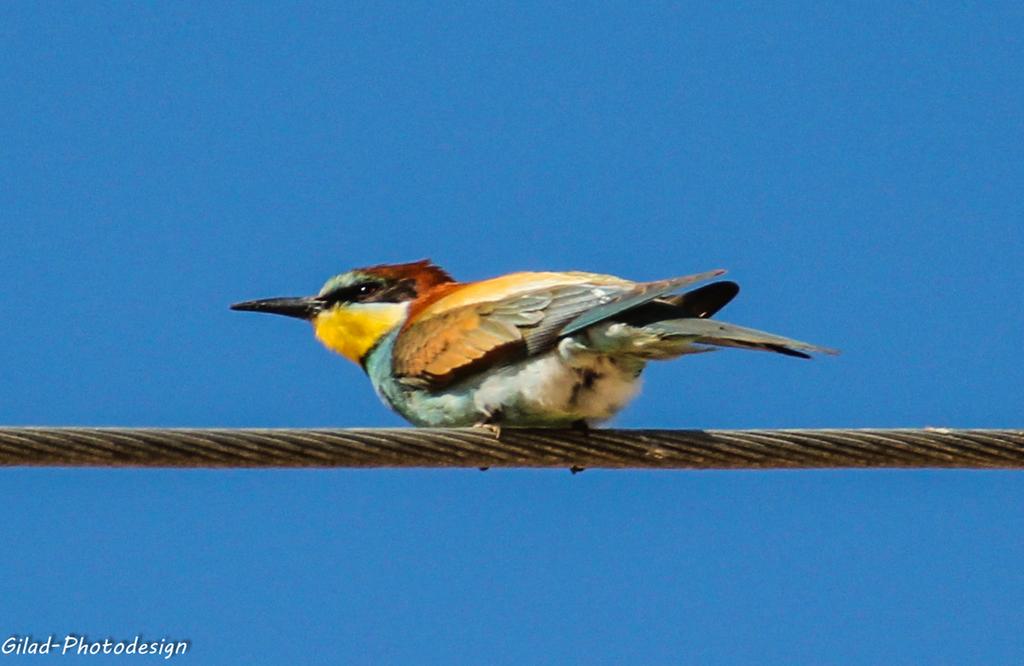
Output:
471 407 503 438
473 423 502 439
472 411 503 440
568 421 589 472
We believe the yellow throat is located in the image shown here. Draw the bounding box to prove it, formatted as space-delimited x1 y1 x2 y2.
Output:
313 302 407 364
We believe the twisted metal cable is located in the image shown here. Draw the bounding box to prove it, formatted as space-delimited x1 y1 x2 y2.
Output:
0 427 1022 469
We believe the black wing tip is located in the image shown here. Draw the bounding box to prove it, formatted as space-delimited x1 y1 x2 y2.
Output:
666 281 741 318
706 280 740 311
767 344 813 359
770 343 842 359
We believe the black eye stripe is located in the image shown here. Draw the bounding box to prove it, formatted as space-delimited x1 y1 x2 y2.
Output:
375 279 418 302
320 278 418 305
321 281 382 304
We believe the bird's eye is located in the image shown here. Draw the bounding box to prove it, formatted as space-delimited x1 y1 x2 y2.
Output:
349 282 386 302
320 281 383 305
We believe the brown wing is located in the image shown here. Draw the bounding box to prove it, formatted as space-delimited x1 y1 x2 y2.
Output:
392 285 625 389
392 269 726 390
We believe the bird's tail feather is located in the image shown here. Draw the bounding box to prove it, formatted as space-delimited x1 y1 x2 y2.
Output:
640 318 839 359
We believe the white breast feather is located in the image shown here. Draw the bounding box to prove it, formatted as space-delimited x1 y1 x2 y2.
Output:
472 349 641 424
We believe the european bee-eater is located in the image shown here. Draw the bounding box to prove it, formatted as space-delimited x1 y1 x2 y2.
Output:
231 260 836 427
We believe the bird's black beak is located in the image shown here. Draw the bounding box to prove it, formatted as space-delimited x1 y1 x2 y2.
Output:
230 296 323 320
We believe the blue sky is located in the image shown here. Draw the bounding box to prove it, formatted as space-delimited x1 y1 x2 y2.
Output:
2 2 1022 663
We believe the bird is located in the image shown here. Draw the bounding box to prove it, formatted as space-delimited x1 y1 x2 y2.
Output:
231 260 837 428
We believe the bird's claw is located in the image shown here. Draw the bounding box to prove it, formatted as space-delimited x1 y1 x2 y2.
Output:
472 422 502 439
